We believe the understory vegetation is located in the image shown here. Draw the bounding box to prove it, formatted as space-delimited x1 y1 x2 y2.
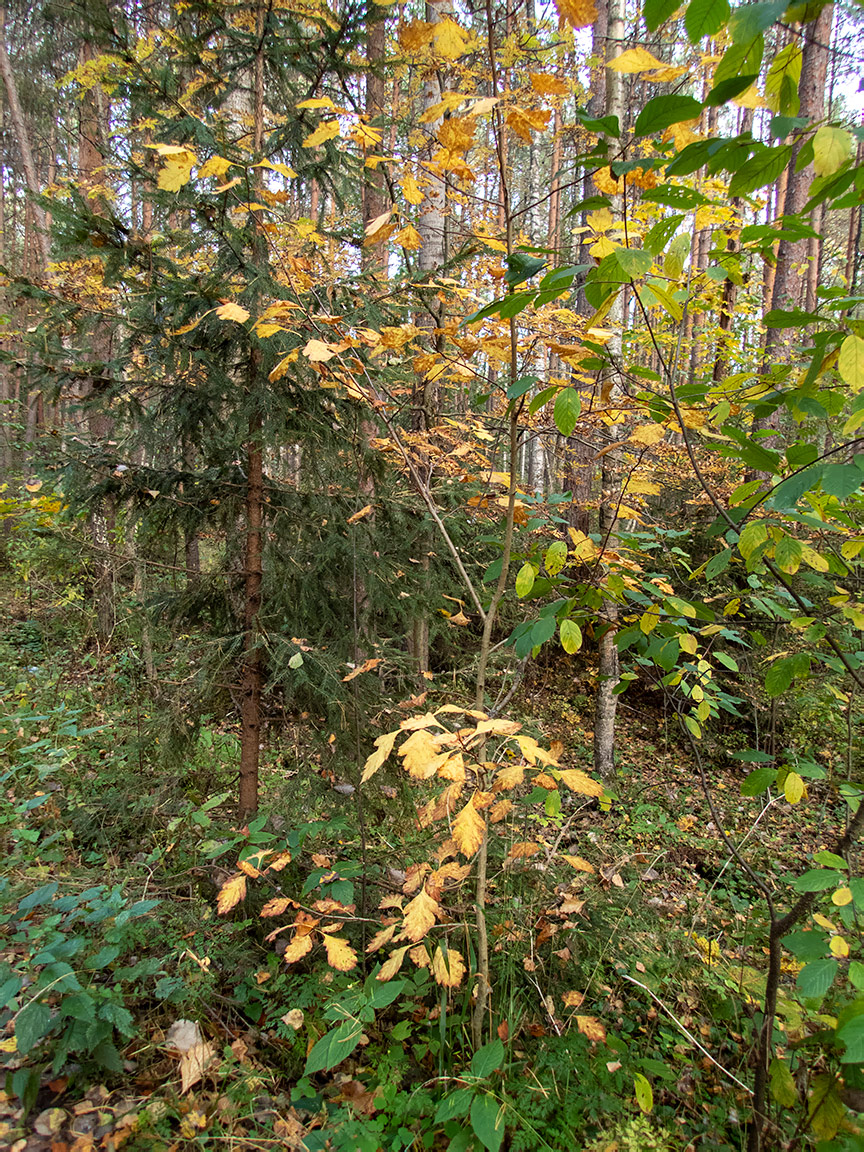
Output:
3 0 864 1147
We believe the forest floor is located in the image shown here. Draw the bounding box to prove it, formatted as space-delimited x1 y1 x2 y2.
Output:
0 573 855 1152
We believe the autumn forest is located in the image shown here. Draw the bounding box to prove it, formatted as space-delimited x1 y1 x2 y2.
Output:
1 0 864 1147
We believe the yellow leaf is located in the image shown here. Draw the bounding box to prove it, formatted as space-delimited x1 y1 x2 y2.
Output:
432 18 469 59
608 47 667 73
261 896 294 917
784 771 805 805
679 633 698 654
0 1036 17 1053
557 769 604 797
361 731 399 783
366 923 398 953
561 854 595 873
838 334 864 393
216 873 246 914
398 19 434 53
490 798 512 822
452 796 486 857
431 946 465 988
506 107 551 143
302 338 338 362
832 887 853 906
323 934 358 971
402 887 439 942
587 207 615 233
530 72 569 97
813 126 853 178
398 728 448 779
830 935 849 958
158 153 196 191
562 990 585 1007
629 423 666 446
215 302 250 324
395 224 423 250
256 159 298 179
515 735 559 766
254 322 284 338
401 175 424 204
178 1040 216 1094
296 96 336 110
351 122 383 147
365 206 394 237
645 65 689 82
733 84 767 109
377 945 410 981
508 841 541 858
197 155 233 179
302 119 341 148
493 764 524 790
556 0 597 28
24 481 43 492
470 97 499 115
576 1015 607 1042
283 932 315 964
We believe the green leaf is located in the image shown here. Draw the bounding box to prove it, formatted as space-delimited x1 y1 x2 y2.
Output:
505 253 546 287
545 540 568 575
616 248 653 278
644 0 681 30
288 652 304 669
642 185 709 209
529 385 558 415
808 1073 845 1141
769 1058 797 1108
18 882 59 912
821 465 862 501
633 95 704 137
812 851 848 869
793 869 843 893
470 1093 504 1152
741 766 777 796
634 1072 654 1114
728 1 785 42
15 1001 52 1055
471 1038 505 1078
705 548 733 580
530 615 557 647
506 375 539 400
714 38 764 87
554 388 582 437
644 214 686 256
515 562 536 598
812 125 853 177
838 334 864 392
434 1088 473 1122
304 1020 364 1076
560 619 583 654
796 959 838 999
729 145 793 196
714 651 739 672
765 43 802 115
773 534 802 574
764 654 798 697
849 960 864 990
685 0 730 41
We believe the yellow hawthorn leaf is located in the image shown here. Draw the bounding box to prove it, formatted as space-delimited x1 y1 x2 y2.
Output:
533 771 557 789
401 175 424 204
197 155 233 179
409 944 431 968
402 888 439 942
302 338 338 362
215 302 250 324
629 423 666 446
509 841 541 858
562 990 585 1007
432 18 469 59
645 65 689 82
832 887 853 906
216 873 246 914
431 946 466 988
506 107 551 143
361 729 400 782
260 897 294 917
608 47 667 73
302 119 341 148
530 72 569 96
283 932 315 964
556 0 597 28
399 729 451 779
557 769 604 797
296 96 336 110
398 19 434 52
439 753 466 783
494 764 525 791
366 923 398 953
784 771 805 805
830 935 849 958
453 796 486 857
490 798 513 822
323 934 358 971
395 224 423 250
561 855 595 873
577 1015 607 1042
